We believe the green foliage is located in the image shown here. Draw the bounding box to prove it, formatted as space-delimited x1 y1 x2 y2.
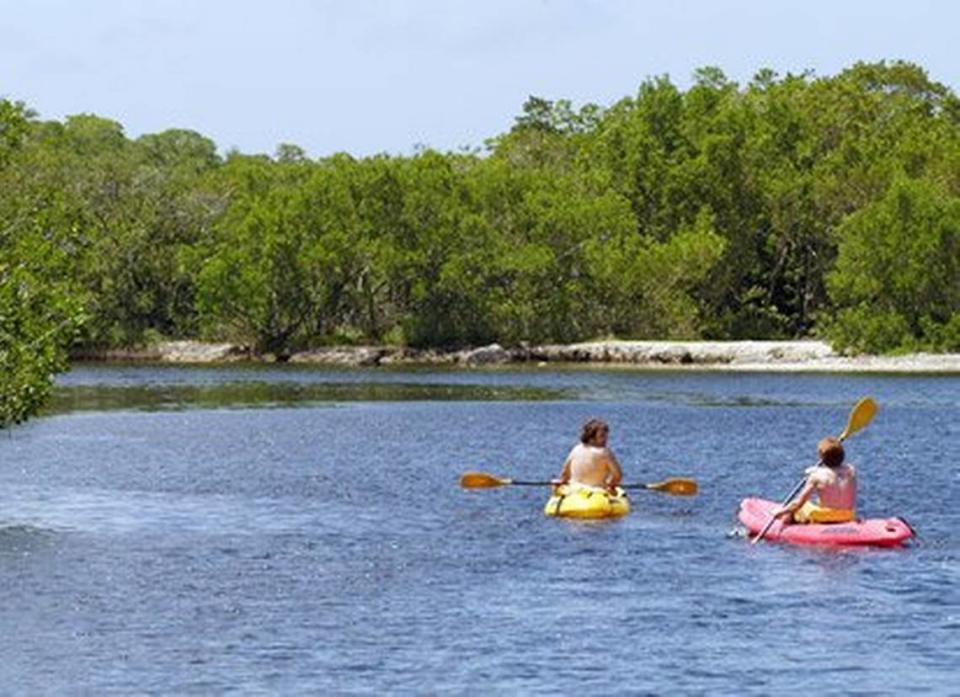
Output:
4 59 960 426
193 155 323 353
827 308 914 355
0 265 83 427
826 176 960 352
137 129 221 173
0 99 85 427
0 99 31 166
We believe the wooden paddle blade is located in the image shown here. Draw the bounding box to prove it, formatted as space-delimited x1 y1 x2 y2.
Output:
647 478 698 496
840 397 877 441
460 471 511 488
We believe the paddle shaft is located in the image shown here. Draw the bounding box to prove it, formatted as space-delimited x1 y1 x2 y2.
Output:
496 481 663 488
460 472 692 493
750 473 809 544
468 475 688 489
751 397 876 545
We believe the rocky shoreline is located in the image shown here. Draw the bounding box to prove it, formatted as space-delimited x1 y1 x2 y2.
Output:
70 340 960 373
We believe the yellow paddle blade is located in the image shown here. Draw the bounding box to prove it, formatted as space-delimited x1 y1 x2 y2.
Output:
460 471 511 488
839 397 878 442
647 478 698 496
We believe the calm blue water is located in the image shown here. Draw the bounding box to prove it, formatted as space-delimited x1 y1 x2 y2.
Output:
1 364 957 694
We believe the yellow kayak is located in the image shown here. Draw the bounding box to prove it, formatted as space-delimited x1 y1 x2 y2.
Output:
544 485 631 519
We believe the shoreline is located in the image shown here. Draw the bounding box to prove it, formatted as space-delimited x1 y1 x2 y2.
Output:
69 340 960 374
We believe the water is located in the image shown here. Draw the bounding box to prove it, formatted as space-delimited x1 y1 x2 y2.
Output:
1 364 957 694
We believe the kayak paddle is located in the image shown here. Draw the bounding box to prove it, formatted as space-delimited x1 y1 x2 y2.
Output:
460 472 551 488
751 396 878 545
623 478 698 496
460 471 697 495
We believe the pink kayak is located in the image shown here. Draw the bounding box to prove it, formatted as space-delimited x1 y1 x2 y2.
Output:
738 497 914 547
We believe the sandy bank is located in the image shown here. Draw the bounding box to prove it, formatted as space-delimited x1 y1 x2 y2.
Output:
71 340 960 374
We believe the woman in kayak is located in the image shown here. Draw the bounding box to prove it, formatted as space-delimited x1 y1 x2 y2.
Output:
773 436 857 524
553 419 623 493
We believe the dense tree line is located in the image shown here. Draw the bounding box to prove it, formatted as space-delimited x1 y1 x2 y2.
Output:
2 60 960 425
1 100 84 426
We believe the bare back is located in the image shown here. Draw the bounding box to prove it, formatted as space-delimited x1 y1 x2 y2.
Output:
561 443 623 488
809 463 857 510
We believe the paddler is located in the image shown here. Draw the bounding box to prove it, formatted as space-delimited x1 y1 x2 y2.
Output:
553 418 623 494
773 436 857 524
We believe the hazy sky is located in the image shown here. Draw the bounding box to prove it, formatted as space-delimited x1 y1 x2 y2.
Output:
2 0 954 157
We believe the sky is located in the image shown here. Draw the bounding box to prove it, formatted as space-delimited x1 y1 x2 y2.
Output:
1 0 955 158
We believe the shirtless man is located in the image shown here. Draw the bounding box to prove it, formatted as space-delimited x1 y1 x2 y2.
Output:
554 419 623 492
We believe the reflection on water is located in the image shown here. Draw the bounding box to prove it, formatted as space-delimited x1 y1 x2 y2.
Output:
46 381 565 413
